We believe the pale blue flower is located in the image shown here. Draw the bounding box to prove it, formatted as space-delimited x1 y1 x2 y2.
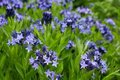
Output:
52 61 58 67
26 45 32 52
80 60 88 68
29 57 34 64
32 63 38 70
45 69 51 77
44 57 52 65
105 18 116 26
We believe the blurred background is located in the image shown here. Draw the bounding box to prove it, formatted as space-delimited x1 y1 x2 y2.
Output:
20 0 120 21
73 0 120 21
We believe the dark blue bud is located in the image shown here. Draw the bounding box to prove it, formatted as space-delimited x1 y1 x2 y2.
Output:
98 47 107 54
42 11 52 24
5 6 15 18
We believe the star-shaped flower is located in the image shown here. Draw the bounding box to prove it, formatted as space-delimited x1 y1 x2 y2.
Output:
52 61 58 67
44 57 51 65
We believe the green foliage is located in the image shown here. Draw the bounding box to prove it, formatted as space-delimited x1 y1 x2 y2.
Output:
0 0 120 80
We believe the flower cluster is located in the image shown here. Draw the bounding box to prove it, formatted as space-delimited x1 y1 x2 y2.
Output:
96 21 114 42
45 69 61 80
0 0 9 7
29 46 59 69
59 8 94 34
11 0 23 9
27 2 36 10
37 0 52 10
0 0 23 8
6 6 23 21
5 0 117 79
66 40 75 50
0 1 24 26
26 0 73 10
77 7 92 14
59 6 115 43
78 16 95 34
8 30 41 52
0 15 7 27
30 20 44 32
60 10 80 32
15 12 24 22
80 41 107 73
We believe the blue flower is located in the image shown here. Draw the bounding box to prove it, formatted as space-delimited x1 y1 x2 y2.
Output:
26 45 32 52
29 47 59 69
8 30 41 53
10 32 24 44
45 69 51 77
51 21 55 30
44 57 52 65
80 60 88 68
24 33 35 45
66 18 73 26
98 46 107 54
15 12 24 22
95 21 114 42
103 32 114 42
5 5 15 18
0 15 7 27
42 45 48 53
56 74 62 80
52 60 58 67
66 40 75 50
37 0 52 10
30 20 44 32
29 56 40 69
45 69 61 80
77 7 92 14
50 71 55 80
12 0 23 9
27 2 36 10
42 11 52 24
86 41 97 50
78 16 94 34
45 69 55 80
80 41 107 73
0 0 9 7
54 17 60 24
32 63 39 70
0 1 3 7
60 22 67 32
99 60 107 73
29 57 35 64
105 18 116 26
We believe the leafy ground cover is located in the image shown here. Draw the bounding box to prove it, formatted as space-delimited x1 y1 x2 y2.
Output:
0 0 120 80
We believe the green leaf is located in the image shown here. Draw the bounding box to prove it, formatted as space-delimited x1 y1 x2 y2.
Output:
25 69 35 80
103 70 120 80
0 55 6 69
15 63 24 79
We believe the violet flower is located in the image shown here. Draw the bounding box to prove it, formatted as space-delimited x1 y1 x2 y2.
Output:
0 15 7 27
95 21 114 42
45 69 61 80
5 5 15 18
42 11 52 24
29 46 59 69
80 41 107 73
30 20 44 32
12 0 23 9
105 18 116 26
77 7 92 14
66 40 75 50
